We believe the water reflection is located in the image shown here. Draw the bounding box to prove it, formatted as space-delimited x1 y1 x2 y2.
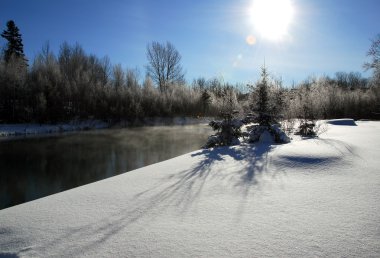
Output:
0 124 211 210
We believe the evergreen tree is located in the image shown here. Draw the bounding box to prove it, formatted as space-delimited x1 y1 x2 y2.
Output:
246 65 274 126
244 65 290 144
256 65 270 126
1 20 27 64
204 87 242 148
201 89 212 115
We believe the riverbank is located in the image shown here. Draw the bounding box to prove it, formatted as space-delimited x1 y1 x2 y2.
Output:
1 121 379 257
0 117 210 138
0 124 212 209
0 120 109 137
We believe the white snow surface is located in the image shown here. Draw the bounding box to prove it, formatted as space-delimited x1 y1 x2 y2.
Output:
1 121 380 257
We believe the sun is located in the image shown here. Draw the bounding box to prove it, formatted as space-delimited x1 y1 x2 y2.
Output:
249 0 294 41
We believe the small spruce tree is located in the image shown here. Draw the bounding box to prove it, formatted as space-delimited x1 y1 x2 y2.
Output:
256 66 271 126
204 87 243 148
244 65 290 143
201 89 212 115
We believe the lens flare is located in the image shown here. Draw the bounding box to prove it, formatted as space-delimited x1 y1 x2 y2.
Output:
246 35 257 45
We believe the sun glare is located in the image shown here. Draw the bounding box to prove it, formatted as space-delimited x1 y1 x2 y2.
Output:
249 0 294 41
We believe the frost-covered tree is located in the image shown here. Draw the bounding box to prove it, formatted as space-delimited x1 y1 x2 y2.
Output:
112 64 126 91
204 87 243 148
256 66 270 125
244 66 290 144
0 52 28 122
364 34 380 84
146 41 185 93
364 34 380 116
247 66 284 126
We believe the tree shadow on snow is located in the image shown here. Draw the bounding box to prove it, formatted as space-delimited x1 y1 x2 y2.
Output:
6 137 363 256
174 143 274 201
188 143 280 220
13 144 277 256
0 254 19 258
132 143 276 220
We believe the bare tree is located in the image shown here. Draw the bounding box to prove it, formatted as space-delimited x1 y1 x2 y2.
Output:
364 34 380 84
146 41 185 92
112 64 125 91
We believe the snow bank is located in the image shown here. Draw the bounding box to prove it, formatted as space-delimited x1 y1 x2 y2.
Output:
326 118 357 126
0 117 209 138
0 120 109 137
1 122 380 257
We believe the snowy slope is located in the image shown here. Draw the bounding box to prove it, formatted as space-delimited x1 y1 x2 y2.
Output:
0 121 379 257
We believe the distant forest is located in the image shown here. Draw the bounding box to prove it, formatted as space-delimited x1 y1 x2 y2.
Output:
0 20 379 124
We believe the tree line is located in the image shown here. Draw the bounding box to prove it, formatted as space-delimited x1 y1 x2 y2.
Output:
0 20 231 123
0 20 379 124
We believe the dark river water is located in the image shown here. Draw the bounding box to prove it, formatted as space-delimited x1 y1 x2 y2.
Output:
0 124 212 210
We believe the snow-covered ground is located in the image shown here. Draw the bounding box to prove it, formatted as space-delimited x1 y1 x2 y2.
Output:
0 120 379 257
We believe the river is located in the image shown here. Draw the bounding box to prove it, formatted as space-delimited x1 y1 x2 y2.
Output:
0 124 212 210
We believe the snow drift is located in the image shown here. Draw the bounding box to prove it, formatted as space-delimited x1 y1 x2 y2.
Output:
0 121 379 257
326 118 357 126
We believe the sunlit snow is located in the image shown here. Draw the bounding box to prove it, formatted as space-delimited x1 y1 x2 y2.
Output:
0 121 379 257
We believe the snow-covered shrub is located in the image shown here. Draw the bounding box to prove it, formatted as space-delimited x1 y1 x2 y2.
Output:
271 124 291 143
295 120 316 137
204 118 243 148
204 87 243 148
245 125 265 143
245 124 290 144
295 119 327 137
280 119 296 135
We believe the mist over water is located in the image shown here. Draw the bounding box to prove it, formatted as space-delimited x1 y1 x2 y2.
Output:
0 124 212 210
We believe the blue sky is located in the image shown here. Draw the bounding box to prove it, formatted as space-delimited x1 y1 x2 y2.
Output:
1 0 379 86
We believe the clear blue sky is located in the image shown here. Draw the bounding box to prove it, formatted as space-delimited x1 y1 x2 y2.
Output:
1 0 379 86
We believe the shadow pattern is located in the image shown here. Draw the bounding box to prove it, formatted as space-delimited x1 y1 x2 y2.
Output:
0 143 291 256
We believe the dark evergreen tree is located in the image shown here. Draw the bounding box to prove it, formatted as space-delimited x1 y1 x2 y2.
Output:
256 66 270 126
245 65 275 126
204 87 243 148
201 89 212 115
244 65 290 144
1 20 27 64
0 21 29 122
